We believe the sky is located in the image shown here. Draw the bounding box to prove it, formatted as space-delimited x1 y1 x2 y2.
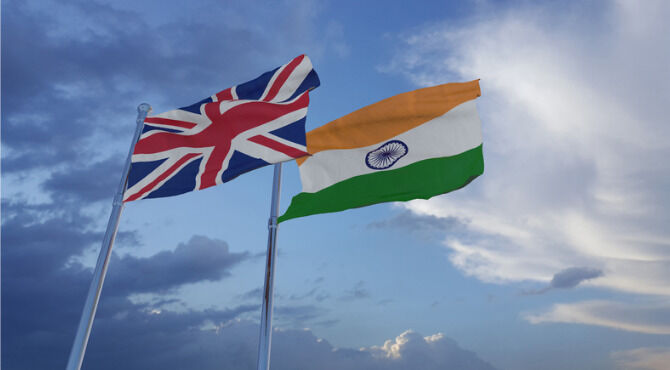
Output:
2 0 670 369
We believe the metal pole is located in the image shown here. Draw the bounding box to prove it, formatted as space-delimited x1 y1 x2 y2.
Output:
65 103 151 370
256 163 282 370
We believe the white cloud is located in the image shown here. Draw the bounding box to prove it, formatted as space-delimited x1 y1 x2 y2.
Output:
612 347 670 370
364 330 496 369
208 322 498 370
524 300 670 335
385 0 670 334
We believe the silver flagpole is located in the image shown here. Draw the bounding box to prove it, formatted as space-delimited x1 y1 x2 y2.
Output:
256 163 282 370
65 103 151 370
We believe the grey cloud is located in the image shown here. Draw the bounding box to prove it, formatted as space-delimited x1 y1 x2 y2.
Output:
287 276 329 301
289 287 318 300
42 157 123 203
340 280 371 302
1 0 321 175
551 267 603 289
88 320 499 370
2 192 339 369
274 305 325 326
524 267 604 295
378 298 394 306
368 211 468 237
2 170 495 370
106 235 249 295
1 196 252 369
611 346 670 370
313 319 341 328
1 199 102 278
237 287 264 301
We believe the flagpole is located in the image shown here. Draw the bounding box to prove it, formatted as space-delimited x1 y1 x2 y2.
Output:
65 103 151 370
256 163 282 370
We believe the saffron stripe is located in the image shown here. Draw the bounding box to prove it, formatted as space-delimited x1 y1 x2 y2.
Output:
301 80 481 161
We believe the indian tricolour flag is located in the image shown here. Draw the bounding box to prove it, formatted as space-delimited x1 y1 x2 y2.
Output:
279 80 483 223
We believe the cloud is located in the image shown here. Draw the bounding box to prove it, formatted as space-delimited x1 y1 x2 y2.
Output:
268 327 498 370
274 305 325 326
1 0 341 180
106 235 249 295
550 267 603 289
524 300 670 335
612 347 670 370
362 330 497 370
383 1 670 299
3 193 350 369
368 210 468 237
524 267 604 295
339 280 371 301
1 199 102 277
4 211 495 370
238 287 264 301
1 195 253 368
42 157 124 203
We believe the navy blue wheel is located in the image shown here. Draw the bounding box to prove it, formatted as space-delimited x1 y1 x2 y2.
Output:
365 140 408 170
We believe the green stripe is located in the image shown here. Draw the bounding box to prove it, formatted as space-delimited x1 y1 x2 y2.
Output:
279 144 484 223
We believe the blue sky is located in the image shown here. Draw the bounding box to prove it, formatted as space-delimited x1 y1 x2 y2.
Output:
3 1 670 369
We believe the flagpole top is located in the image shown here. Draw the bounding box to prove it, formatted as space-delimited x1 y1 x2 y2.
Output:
137 103 152 114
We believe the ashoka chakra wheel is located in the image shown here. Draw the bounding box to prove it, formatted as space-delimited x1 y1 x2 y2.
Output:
365 140 408 170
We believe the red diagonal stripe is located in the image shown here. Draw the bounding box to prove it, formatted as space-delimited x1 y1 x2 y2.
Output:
215 88 234 101
248 135 308 159
144 117 197 129
134 93 309 155
124 152 201 202
263 55 305 102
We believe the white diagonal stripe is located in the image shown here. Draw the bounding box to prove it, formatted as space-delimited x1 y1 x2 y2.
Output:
270 56 313 103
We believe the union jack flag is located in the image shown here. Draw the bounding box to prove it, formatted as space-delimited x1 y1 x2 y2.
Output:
124 55 320 202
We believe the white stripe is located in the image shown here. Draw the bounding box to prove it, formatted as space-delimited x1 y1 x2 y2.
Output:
218 99 252 115
139 96 305 143
231 86 238 100
233 138 293 164
214 147 236 186
231 108 308 163
213 106 309 183
131 146 210 165
195 147 214 189
153 109 210 126
123 149 209 201
140 109 211 139
259 63 287 101
299 100 482 193
235 107 307 142
270 57 313 103
142 124 186 134
129 94 309 195
262 132 308 153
